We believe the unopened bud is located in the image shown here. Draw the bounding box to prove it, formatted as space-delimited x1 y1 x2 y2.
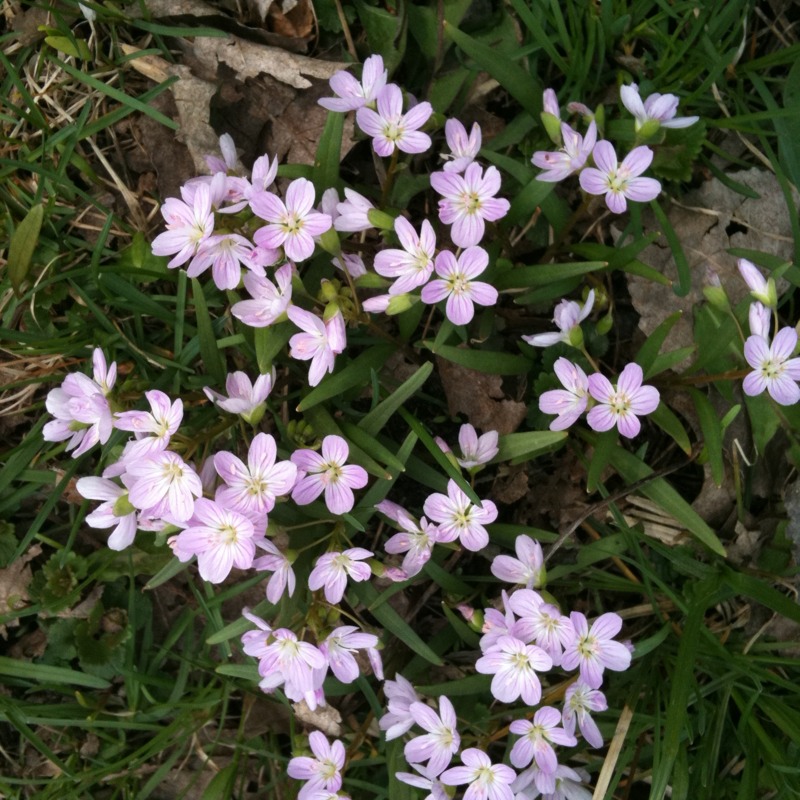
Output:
367 208 397 231
567 324 585 348
241 402 266 426
316 227 342 256
386 293 416 315
112 494 135 517
541 112 562 145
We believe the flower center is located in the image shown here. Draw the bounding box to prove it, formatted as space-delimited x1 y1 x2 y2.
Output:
760 358 784 380
462 191 482 214
577 634 598 658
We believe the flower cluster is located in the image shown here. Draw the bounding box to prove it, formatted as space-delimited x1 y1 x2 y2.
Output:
532 84 698 212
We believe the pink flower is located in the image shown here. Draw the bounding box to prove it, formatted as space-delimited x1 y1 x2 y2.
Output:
749 302 771 339
231 263 294 328
620 83 698 130
522 291 594 348
186 232 253 290
513 763 592 800
126 451 202 523
587 363 660 438
532 121 597 182
308 548 373 604
214 432 298 517
561 611 632 688
508 590 574 667
320 625 379 683
43 349 116 458
257 628 327 707
440 748 516 800
423 479 498 551
152 184 214 268
491 534 545 589
396 764 448 800
384 512 442 578
538 357 590 431
356 84 433 156
579 141 661 213
251 179 332 262
738 258 776 307
743 328 800 405
430 163 510 247
291 435 368 514
204 370 274 423
333 188 375 232
453 424 499 469
75 476 137 551
404 696 461 777
287 731 346 800
509 707 577 773
562 681 607 748
253 538 296 604
287 306 346 387
114 390 182 458
420 247 498 325
379 673 421 740
374 217 436 295
475 635 552 705
169 498 256 583
319 54 387 112
442 119 482 173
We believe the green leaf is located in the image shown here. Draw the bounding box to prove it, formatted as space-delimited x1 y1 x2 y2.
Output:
351 582 443 665
359 362 433 437
586 429 617 493
314 110 344 193
355 0 407 73
201 763 237 800
339 421 406 477
651 121 707 183
494 431 567 464
8 203 44 296
417 672 491 696
297 344 395 411
636 311 682 376
0 656 110 689
743 392 780 455
421 342 531 375
507 178 555 226
254 322 291 374
605 445 726 556
444 22 541 117
493 261 607 290
144 557 189 591
722 567 800 625
650 403 692 455
191 279 226 383
650 199 691 297
45 35 92 60
214 663 261 681
689 388 725 486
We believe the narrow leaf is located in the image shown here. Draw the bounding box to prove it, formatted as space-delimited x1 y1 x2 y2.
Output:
8 203 44 296
422 342 531 375
359 362 433 437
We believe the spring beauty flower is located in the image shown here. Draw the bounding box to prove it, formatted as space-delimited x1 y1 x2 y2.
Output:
442 119 482 173
291 435 368 514
380 673 422 740
396 764 448 800
251 178 332 262
620 83 699 130
538 358 590 431
334 188 376 232
114 389 182 458
743 327 800 405
214 432 298 517
287 731 346 799
43 349 116 458
491 534 545 588
319 625 380 683
420 247 498 325
383 512 442 578
319 53 388 112
561 611 632 688
509 707 577 773
522 291 595 348
253 538 296 603
356 84 433 156
152 183 214 267
579 141 661 213
749 302 771 339
452 423 499 469
126 451 202 523
307 548 374 604
76 476 137 551
170 498 256 583
440 748 516 800
374 217 436 295
423 479 498 551
738 257 777 308
532 121 597 182
404 696 461 777
430 163 510 247
287 307 347 387
475 635 553 705
204 370 274 423
587 363 660 438
562 681 608 748
231 263 294 328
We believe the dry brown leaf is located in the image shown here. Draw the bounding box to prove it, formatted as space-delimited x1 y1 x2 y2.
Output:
268 0 314 38
437 357 527 435
627 168 799 361
0 543 41 639
292 699 343 736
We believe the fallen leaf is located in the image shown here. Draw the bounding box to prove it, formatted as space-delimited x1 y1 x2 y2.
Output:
0 544 41 639
437 356 527 435
292 699 342 736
